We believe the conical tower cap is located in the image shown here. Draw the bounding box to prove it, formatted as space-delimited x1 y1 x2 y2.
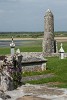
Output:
45 9 53 17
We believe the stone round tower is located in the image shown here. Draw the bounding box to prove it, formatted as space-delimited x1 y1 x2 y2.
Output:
43 9 55 54
45 9 54 33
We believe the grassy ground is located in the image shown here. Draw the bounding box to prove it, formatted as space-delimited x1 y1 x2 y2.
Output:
0 40 67 55
0 47 10 55
0 39 67 88
0 46 42 55
0 40 42 55
25 57 67 88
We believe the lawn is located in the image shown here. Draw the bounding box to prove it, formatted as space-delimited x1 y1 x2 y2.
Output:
0 40 42 55
25 57 67 88
0 40 67 88
0 40 67 55
0 47 10 55
23 57 67 88
0 46 42 55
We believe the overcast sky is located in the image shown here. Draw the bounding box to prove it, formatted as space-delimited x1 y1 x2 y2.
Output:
0 0 67 32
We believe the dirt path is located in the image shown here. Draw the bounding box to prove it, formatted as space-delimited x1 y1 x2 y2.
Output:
0 38 42 40
22 74 54 82
0 37 67 42
54 37 67 42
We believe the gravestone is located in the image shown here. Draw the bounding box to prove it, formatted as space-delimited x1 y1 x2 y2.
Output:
12 53 23 88
59 43 65 59
10 37 15 56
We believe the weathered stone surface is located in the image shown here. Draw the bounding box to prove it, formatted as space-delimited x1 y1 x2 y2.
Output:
44 9 54 33
21 52 47 72
4 84 67 100
17 95 49 100
0 56 14 92
43 32 54 54
21 52 43 58
0 90 11 100
43 9 55 54
22 85 63 96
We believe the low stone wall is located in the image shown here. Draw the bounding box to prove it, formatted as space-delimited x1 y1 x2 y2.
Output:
21 52 60 57
21 52 43 58
42 52 59 57
43 52 67 57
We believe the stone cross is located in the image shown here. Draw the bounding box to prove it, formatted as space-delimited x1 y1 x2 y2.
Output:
10 37 15 56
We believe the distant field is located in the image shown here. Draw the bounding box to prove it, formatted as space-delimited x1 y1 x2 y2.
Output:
0 31 67 38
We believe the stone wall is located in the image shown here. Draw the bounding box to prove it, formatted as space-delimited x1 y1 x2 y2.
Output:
21 52 67 57
21 52 43 58
21 52 60 57
22 64 46 72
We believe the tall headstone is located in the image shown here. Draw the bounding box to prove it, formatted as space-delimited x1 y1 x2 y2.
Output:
10 37 15 56
12 53 22 88
43 9 55 55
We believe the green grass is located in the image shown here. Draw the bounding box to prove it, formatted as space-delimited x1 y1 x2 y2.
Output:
0 40 67 88
16 46 42 52
0 40 42 55
25 57 67 88
0 40 67 55
0 46 42 55
22 70 51 77
0 47 10 55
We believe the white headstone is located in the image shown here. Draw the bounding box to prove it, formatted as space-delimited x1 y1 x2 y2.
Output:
59 43 65 59
16 48 20 54
41 63 46 71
